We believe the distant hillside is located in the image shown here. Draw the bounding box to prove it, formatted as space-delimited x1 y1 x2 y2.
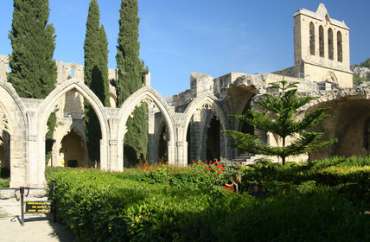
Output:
352 58 370 86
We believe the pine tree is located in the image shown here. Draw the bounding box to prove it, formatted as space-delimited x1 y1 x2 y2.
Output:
116 0 148 165
84 0 110 164
8 0 57 98
226 80 334 165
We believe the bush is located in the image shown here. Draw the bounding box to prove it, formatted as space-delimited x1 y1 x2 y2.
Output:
47 163 370 242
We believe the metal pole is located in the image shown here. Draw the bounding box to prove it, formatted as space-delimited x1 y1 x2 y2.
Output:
20 187 24 226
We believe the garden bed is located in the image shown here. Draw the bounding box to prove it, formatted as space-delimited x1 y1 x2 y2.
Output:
47 157 370 242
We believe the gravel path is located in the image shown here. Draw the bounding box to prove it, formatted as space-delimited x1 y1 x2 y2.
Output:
0 198 75 242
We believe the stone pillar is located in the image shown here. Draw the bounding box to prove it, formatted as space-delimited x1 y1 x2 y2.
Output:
174 118 187 166
9 134 27 188
175 141 187 166
106 110 123 171
107 139 121 171
148 108 156 163
167 141 177 166
26 110 46 188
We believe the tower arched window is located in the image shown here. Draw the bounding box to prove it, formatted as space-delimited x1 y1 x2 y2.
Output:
337 31 343 62
328 28 334 60
319 26 324 57
309 22 315 55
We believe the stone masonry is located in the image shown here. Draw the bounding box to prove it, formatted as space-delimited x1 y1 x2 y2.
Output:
0 3 367 188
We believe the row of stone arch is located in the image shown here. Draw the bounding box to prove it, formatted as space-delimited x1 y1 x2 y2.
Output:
0 79 228 188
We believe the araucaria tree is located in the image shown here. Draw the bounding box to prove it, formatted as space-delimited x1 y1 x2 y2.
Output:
116 0 148 165
8 0 57 98
227 80 333 165
84 0 109 164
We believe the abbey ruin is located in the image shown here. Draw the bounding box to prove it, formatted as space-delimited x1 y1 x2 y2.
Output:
0 4 368 188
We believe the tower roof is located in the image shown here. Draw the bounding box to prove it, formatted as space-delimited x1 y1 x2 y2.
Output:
294 3 349 30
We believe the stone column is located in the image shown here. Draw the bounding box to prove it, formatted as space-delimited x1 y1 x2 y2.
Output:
148 107 156 163
174 116 187 166
106 109 123 171
27 110 45 188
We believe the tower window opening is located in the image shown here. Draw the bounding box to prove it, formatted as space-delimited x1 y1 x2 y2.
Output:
337 31 343 62
309 22 315 55
319 26 325 57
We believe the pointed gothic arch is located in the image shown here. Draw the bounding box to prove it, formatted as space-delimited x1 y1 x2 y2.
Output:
118 87 176 166
0 81 27 187
183 96 228 163
37 79 109 176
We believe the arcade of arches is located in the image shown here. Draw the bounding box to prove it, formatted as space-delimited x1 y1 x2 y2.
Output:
1 75 369 189
0 3 361 189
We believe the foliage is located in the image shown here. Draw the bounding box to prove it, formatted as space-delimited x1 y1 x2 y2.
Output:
84 0 110 164
116 0 148 165
0 178 9 188
124 104 149 166
0 167 10 187
8 0 57 98
353 58 370 85
9 0 58 160
47 158 370 242
360 58 370 69
84 0 109 105
226 80 333 164
45 112 57 163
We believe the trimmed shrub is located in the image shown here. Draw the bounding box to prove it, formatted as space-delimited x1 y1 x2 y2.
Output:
47 163 370 242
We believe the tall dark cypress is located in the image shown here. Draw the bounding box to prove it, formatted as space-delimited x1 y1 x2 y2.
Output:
8 0 57 98
116 0 148 165
84 0 109 164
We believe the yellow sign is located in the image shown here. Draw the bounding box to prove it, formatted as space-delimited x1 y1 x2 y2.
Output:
25 201 50 214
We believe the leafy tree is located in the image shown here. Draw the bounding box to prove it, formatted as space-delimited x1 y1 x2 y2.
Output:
8 0 57 98
84 0 110 164
226 80 333 165
116 0 148 165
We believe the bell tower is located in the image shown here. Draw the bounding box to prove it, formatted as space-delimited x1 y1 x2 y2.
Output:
294 3 353 88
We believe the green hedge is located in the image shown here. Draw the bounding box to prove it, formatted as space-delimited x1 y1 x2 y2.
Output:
47 163 370 242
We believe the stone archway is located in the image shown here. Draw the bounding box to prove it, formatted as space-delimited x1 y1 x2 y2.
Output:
182 96 228 164
0 81 27 188
60 130 88 167
301 88 370 159
117 87 176 168
36 79 109 185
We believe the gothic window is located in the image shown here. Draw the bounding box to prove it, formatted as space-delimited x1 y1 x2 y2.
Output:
328 28 334 60
319 26 324 57
337 31 343 62
309 22 315 55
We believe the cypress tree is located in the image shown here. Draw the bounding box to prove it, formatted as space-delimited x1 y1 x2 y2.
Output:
8 0 57 98
84 0 110 164
8 0 57 163
116 0 148 165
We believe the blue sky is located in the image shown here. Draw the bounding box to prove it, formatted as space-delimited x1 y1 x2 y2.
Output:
1 0 369 96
